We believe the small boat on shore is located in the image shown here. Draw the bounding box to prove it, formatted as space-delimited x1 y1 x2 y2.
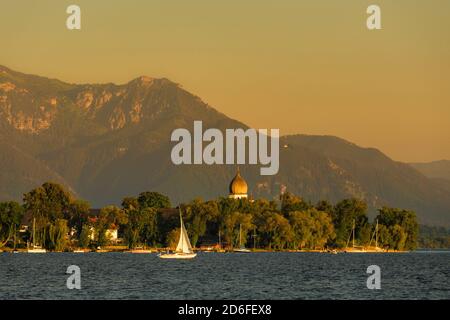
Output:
127 248 153 253
73 249 90 253
27 246 46 253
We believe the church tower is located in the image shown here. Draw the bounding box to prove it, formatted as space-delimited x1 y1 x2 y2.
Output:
228 167 248 199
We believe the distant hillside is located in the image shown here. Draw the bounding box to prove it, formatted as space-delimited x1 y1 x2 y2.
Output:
0 138 74 200
410 160 450 181
1 65 450 226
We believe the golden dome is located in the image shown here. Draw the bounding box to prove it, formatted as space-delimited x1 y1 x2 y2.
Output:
229 168 248 195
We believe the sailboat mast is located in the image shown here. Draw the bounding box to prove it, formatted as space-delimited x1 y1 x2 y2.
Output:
32 217 36 247
352 220 355 248
13 224 16 250
375 219 378 248
180 210 184 250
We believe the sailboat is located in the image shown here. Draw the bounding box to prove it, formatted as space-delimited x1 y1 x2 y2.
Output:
27 218 46 253
233 224 251 253
344 219 383 253
159 210 197 259
343 219 366 253
366 219 383 252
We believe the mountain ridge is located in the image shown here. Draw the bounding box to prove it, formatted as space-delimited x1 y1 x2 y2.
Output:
410 160 450 181
1 65 449 226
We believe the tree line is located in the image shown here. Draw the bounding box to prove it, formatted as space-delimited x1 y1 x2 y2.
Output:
418 225 450 248
0 182 420 251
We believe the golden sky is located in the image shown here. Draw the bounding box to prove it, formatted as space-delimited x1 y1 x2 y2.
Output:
1 0 449 162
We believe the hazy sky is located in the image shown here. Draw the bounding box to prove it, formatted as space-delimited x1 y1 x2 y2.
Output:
1 0 449 162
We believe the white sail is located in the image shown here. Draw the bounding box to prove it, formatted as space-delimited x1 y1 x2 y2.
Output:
176 214 193 254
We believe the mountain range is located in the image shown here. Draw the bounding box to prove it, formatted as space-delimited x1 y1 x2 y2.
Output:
410 160 450 195
410 160 450 181
1 65 449 226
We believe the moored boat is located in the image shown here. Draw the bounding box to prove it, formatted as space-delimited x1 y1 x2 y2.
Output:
127 248 153 253
233 224 251 253
27 247 46 253
343 219 384 253
27 218 46 253
73 249 90 253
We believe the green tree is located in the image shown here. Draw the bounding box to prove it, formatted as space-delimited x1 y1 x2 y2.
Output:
183 198 220 247
288 209 335 249
97 229 109 247
391 224 407 251
124 209 145 249
311 210 335 249
260 212 293 250
333 198 368 247
315 200 333 214
122 197 139 211
280 192 312 216
0 201 24 248
140 207 159 247
376 207 418 250
46 219 69 251
418 225 450 249
166 228 180 249
68 199 90 237
288 211 314 249
138 192 171 209
220 211 241 248
23 182 72 248
95 205 128 246
23 182 72 220
78 224 91 248
234 212 254 247
123 205 159 248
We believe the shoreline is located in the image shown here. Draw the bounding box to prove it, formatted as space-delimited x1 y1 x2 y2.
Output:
0 248 426 254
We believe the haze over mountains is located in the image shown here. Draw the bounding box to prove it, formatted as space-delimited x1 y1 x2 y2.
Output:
410 160 450 195
410 160 450 181
1 65 449 226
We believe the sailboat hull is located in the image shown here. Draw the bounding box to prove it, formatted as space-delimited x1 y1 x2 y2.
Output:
27 248 46 253
158 252 197 259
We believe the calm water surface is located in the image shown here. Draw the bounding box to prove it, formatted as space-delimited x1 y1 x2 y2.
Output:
0 251 449 299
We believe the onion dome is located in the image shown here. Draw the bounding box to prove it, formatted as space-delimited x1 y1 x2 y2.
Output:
229 168 248 195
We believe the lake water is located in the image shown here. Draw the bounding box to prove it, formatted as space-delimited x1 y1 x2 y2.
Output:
0 251 449 299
